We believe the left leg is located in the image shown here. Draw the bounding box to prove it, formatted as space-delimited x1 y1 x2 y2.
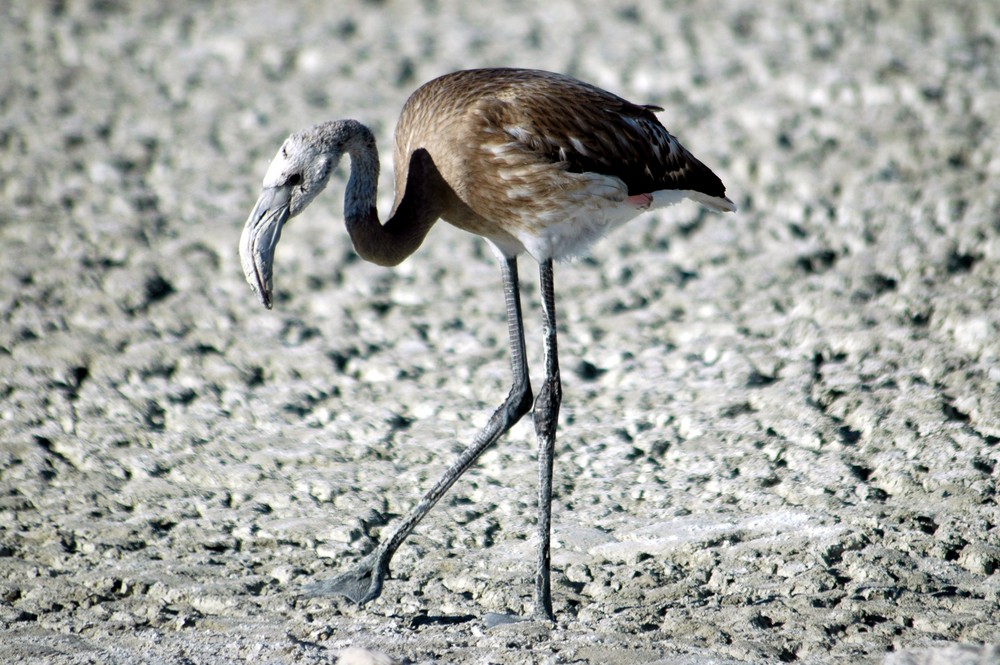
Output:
533 258 562 621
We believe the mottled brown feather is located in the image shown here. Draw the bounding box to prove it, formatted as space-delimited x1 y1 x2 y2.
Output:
394 69 728 209
377 68 735 257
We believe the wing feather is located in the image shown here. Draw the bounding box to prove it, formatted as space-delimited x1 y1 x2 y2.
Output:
470 70 730 200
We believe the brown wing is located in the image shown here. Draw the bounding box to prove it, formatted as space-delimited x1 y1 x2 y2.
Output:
465 69 730 200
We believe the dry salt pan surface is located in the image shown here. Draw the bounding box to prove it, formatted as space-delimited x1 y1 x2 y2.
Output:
2 1 1000 664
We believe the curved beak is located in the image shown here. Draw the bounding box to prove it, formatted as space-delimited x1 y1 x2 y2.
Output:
239 185 291 309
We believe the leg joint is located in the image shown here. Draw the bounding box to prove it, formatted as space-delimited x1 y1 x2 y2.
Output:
509 381 533 421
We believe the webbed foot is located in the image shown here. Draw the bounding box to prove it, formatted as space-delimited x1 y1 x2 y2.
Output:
303 548 390 605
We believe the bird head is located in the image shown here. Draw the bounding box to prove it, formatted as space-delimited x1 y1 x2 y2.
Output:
239 126 341 309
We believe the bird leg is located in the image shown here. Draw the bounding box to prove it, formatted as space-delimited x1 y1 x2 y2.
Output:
305 256 534 607
532 259 561 621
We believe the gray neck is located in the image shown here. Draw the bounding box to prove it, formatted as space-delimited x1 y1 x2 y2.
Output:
330 121 443 267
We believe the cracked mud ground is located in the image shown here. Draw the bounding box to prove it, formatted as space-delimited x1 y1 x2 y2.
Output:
1 2 999 664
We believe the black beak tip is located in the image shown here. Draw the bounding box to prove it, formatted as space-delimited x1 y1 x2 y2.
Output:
253 283 274 310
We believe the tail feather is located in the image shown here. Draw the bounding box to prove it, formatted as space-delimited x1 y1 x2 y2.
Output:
687 190 737 213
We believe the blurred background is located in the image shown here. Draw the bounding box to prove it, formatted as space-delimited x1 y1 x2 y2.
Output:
2 2 999 663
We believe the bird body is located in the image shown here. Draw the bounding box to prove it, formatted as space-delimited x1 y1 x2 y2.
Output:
240 68 735 619
399 69 733 260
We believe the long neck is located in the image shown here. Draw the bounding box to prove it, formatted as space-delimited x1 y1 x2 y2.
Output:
339 121 442 267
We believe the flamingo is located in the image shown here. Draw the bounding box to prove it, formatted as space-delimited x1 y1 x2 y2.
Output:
239 68 735 621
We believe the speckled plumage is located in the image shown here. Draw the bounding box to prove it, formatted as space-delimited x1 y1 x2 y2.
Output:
392 68 735 259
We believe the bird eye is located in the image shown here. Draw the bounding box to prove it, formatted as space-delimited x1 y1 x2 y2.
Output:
286 173 302 187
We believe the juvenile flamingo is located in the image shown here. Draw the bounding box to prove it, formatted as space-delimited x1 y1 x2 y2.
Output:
240 68 735 621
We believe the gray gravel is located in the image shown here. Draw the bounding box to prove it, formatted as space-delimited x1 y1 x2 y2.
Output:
2 1 999 663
